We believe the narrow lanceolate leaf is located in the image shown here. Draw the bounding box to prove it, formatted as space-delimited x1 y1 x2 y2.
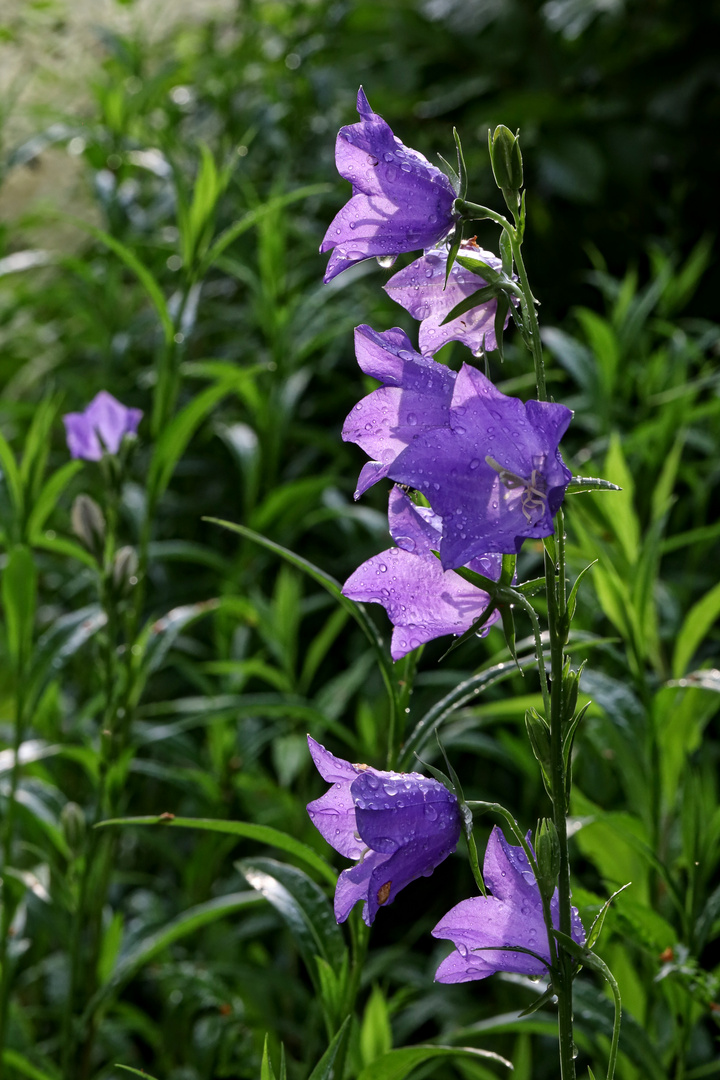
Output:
356 1044 512 1080
64 218 174 345
98 815 336 887
2 545 37 668
566 476 622 494
1 1049 59 1080
237 858 345 983
114 1067 161 1080
83 892 262 1022
206 518 397 723
307 1017 351 1080
672 579 720 678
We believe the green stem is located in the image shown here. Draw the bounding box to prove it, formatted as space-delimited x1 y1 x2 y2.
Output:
548 513 576 1079
509 233 547 401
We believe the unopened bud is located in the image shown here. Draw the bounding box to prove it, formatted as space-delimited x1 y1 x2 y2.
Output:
112 545 139 594
61 801 86 854
488 125 523 198
71 494 105 558
534 817 560 902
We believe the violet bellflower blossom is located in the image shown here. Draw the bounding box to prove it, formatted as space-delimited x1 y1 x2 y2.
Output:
384 243 511 358
432 826 586 983
342 328 572 565
63 391 142 462
306 736 462 926
342 486 502 660
320 88 457 283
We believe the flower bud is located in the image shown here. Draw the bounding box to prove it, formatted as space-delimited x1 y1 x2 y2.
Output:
534 817 560 902
488 125 523 197
112 545 139 595
71 494 105 558
61 801 86 854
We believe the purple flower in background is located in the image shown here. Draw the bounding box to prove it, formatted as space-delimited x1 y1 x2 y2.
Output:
307 736 462 926
341 324 457 498
63 391 142 462
320 88 457 283
344 346 572 565
343 486 502 660
385 243 512 357
432 826 585 983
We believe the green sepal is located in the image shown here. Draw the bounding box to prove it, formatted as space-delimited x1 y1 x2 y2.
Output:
585 882 632 950
518 982 556 1017
566 561 597 623
494 291 510 361
439 283 500 326
444 221 464 286
534 818 560 903
563 702 590 809
500 553 517 586
453 127 468 200
499 604 521 671
525 709 552 798
566 476 622 494
437 154 461 194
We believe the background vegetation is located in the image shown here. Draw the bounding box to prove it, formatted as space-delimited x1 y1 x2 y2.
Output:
0 1 718 1079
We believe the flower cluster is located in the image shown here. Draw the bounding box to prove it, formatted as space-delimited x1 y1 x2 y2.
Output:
321 91 572 657
307 91 584 987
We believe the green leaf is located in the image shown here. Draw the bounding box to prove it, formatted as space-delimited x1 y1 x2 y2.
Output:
97 815 336 887
2 544 37 668
307 1017 351 1080
0 427 24 517
360 986 393 1067
83 892 262 1022
566 476 621 494
237 857 346 984
114 1067 161 1080
147 374 253 503
201 184 331 276
672 579 720 678
26 460 83 539
355 1044 512 1080
585 882 632 949
65 218 174 345
206 518 397 724
1 1050 59 1080
260 1034 286 1080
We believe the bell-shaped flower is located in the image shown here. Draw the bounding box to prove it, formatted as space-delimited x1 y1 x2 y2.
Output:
344 335 572 565
342 486 502 660
341 324 457 498
63 391 142 462
320 88 457 283
432 826 585 983
384 244 511 357
307 736 462 926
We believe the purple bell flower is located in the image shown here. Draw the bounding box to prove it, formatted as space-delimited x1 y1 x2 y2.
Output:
307 736 462 926
384 243 511 357
343 331 572 565
320 88 457 283
63 391 142 462
432 826 586 983
342 486 502 660
341 324 457 499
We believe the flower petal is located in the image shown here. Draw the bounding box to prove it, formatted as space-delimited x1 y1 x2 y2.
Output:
307 735 357 782
320 89 456 281
306 783 364 860
385 248 507 357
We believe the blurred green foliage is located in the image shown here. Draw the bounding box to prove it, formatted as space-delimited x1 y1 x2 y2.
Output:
0 2 719 1079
